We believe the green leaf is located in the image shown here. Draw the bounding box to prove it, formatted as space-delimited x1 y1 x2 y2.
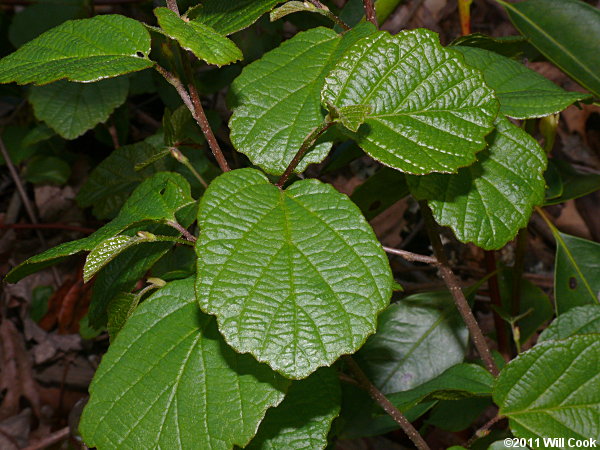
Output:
555 232 600 314
5 172 193 283
247 367 341 449
195 168 392 379
106 292 138 340
83 234 157 282
155 8 242 67
494 335 600 442
24 156 70 185
76 140 170 220
79 278 289 449
499 0 600 98
544 159 600 206
498 270 553 344
328 103 371 132
387 363 494 411
539 305 600 343
408 118 547 250
453 46 588 119
8 0 87 49
356 291 468 394
427 397 492 432
29 77 129 139
351 167 409 220
322 29 498 174
229 24 375 175
450 33 536 59
0 15 153 85
187 0 283 36
270 1 324 21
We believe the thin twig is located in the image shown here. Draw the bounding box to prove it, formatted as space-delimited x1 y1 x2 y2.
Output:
484 251 510 359
307 0 351 30
154 65 194 112
363 0 378 27
167 221 197 243
277 121 333 188
22 427 70 450
466 415 504 447
165 0 180 15
344 356 430 450
188 85 231 173
420 202 500 377
511 228 528 317
383 246 439 265
0 135 60 286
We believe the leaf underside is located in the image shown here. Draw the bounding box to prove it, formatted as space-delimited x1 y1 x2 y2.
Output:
322 29 498 175
80 278 289 449
195 168 392 379
0 14 153 85
408 117 547 250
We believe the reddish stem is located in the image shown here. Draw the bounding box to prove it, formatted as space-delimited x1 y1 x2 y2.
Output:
484 250 510 359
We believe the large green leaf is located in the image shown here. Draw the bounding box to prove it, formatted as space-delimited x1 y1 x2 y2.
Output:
453 46 588 119
387 363 494 411
76 140 169 220
79 278 289 449
409 118 547 250
555 232 600 314
195 168 392 379
188 0 283 36
356 291 468 394
0 15 153 85
229 24 375 175
29 77 129 139
499 0 600 98
247 367 340 449
5 172 193 283
155 8 242 67
494 335 600 442
322 29 498 174
538 305 600 343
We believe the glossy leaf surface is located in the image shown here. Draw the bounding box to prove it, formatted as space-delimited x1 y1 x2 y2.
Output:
155 8 242 67
29 77 129 139
500 0 600 97
80 278 288 449
356 291 468 394
555 232 600 314
229 24 375 175
195 168 392 378
409 118 547 249
0 15 153 85
453 46 588 119
322 29 498 174
494 335 600 441
247 368 341 449
538 305 600 342
188 0 283 36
